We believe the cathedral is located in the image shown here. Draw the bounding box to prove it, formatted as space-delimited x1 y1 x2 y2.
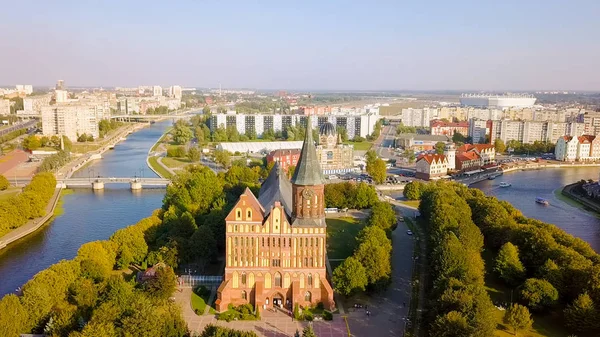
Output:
215 118 335 312
315 122 354 175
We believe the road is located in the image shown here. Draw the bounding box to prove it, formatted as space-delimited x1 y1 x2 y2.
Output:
0 119 37 137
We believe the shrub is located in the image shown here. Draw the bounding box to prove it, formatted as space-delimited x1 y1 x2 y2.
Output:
167 146 186 158
0 175 9 190
304 311 314 321
323 310 333 321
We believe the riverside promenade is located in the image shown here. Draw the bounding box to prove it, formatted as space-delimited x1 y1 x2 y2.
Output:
0 187 63 249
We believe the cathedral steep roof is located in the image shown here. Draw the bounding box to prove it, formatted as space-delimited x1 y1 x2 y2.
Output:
258 162 292 217
290 117 324 186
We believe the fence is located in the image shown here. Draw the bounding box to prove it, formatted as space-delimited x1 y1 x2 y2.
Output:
180 275 223 287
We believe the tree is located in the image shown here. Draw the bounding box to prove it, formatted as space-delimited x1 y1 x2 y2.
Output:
172 120 193 145
287 165 296 179
226 125 240 142
367 201 397 232
0 174 9 190
202 106 211 115
435 142 446 155
189 225 217 263
503 304 533 336
213 150 231 168
365 150 378 166
403 149 416 163
430 311 472 337
494 138 506 153
0 294 29 337
337 127 348 142
495 242 526 286
23 134 41 150
367 158 387 184
302 324 317 337
453 132 467 143
332 256 368 296
564 293 600 332
403 181 424 200
144 265 177 300
187 147 201 162
62 136 72 152
354 226 392 286
519 278 558 311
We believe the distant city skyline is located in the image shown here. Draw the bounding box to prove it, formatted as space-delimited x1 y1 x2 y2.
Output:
1 1 599 91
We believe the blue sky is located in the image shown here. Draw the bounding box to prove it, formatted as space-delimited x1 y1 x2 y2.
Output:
1 0 598 91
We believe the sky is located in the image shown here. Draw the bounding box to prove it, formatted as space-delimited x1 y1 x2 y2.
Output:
1 0 599 91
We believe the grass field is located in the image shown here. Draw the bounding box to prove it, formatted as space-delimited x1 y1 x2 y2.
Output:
191 286 215 315
482 250 570 337
399 200 420 208
162 157 192 169
344 141 372 151
325 217 366 260
147 156 173 179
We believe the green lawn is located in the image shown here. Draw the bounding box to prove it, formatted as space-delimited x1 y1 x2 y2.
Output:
147 156 173 179
191 286 215 315
162 157 192 169
482 250 571 337
400 200 420 209
326 217 366 260
344 141 372 151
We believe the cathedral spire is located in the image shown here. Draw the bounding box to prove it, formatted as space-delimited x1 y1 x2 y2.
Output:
290 116 324 186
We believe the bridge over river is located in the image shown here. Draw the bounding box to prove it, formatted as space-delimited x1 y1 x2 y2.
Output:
57 177 170 190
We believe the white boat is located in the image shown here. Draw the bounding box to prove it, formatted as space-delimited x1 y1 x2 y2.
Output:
499 182 511 188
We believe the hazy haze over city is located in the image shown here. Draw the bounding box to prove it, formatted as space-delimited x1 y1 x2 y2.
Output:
1 0 599 91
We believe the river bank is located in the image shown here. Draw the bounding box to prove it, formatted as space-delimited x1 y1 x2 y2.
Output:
561 182 600 213
0 188 62 249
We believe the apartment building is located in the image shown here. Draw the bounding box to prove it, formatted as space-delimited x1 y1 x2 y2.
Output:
490 120 584 144
41 102 109 141
168 86 183 99
466 108 503 121
401 108 436 127
153 86 163 97
468 119 489 144
0 99 10 115
17 95 52 118
430 120 468 137
210 111 381 140
555 136 579 161
583 113 600 136
555 135 600 162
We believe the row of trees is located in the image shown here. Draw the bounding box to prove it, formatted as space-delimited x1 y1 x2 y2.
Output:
38 151 70 172
332 201 395 295
505 139 555 155
323 182 378 209
0 128 27 144
464 187 600 333
0 172 56 237
98 120 124 138
418 182 498 337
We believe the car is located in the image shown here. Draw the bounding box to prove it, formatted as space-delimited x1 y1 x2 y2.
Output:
406 230 413 235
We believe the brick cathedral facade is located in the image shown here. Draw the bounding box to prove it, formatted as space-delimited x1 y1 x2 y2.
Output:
215 118 335 312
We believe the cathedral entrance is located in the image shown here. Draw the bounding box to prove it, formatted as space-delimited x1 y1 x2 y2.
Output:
272 293 284 308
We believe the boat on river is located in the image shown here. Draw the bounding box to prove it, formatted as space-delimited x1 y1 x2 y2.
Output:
499 182 511 188
535 197 549 205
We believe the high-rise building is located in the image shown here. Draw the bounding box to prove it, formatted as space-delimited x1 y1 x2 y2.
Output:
55 90 68 103
153 86 163 97
41 103 108 141
401 108 435 127
168 85 182 99
0 99 10 115
56 80 65 90
468 119 489 144
490 120 584 144
583 113 600 136
215 118 335 312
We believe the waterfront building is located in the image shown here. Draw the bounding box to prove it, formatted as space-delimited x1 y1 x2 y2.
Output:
215 118 335 312
554 136 579 161
468 119 490 144
457 144 495 165
430 120 468 137
444 144 456 171
555 135 600 162
41 102 109 141
455 151 482 172
415 154 449 180
210 111 380 140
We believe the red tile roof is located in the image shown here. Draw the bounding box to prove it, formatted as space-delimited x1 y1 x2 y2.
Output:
473 144 495 152
430 120 469 128
562 136 573 141
418 154 447 164
269 149 301 157
456 151 480 162
578 135 595 143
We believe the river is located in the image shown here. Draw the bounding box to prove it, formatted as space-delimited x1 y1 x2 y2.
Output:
0 120 172 297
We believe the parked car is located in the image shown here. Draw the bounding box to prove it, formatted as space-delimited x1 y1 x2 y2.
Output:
406 230 413 235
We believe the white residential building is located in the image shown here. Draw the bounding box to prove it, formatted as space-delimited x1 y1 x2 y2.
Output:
468 119 488 144
19 95 52 117
491 120 585 145
41 102 109 141
168 86 182 99
466 108 503 121
401 108 435 127
55 90 69 103
153 86 163 97
555 136 579 161
444 144 456 170
15 85 33 95
0 99 10 115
